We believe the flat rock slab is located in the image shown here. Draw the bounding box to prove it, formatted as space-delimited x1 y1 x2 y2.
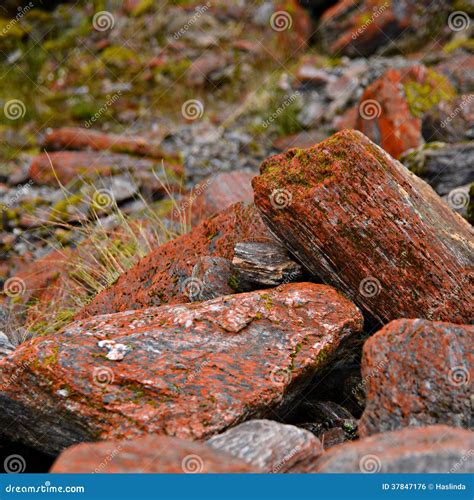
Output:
253 129 473 324
359 319 473 437
314 425 474 473
77 202 272 318
50 435 256 473
207 419 323 473
29 151 182 192
0 283 363 455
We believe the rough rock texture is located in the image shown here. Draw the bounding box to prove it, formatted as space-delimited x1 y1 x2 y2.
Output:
354 67 421 158
400 142 474 196
359 319 473 437
0 283 363 454
29 151 182 192
422 96 474 143
231 241 303 291
314 425 474 473
252 129 473 325
320 0 450 57
42 127 170 160
51 435 257 473
77 202 272 318
190 256 234 301
183 170 256 226
206 419 323 473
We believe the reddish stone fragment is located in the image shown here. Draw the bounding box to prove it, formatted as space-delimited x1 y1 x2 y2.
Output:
206 420 323 472
359 319 473 437
77 202 272 318
435 54 474 94
314 425 474 473
181 170 256 226
252 129 473 324
275 0 312 55
0 283 363 454
42 127 170 160
29 151 182 191
51 435 256 473
355 67 422 159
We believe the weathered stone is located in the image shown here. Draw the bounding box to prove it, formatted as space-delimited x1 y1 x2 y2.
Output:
29 151 182 193
359 319 473 437
42 127 170 160
252 129 473 324
206 419 323 473
51 435 257 473
275 0 312 55
400 142 474 196
0 283 363 454
354 67 422 159
314 425 474 473
77 203 272 318
231 241 303 291
179 170 255 227
422 95 474 143
320 0 450 57
190 256 234 301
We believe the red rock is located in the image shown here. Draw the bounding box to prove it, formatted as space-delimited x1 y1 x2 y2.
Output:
314 425 474 473
179 170 256 226
190 256 234 301
76 203 273 318
42 127 170 160
252 129 473 324
274 0 312 55
359 319 473 437
0 283 363 454
206 420 323 472
51 435 257 473
320 0 448 57
29 151 182 192
333 107 358 131
354 67 422 158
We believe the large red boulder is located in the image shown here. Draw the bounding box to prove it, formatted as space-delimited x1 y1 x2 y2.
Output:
252 129 473 325
314 425 474 473
51 435 257 473
359 319 473 437
77 202 272 318
0 283 363 454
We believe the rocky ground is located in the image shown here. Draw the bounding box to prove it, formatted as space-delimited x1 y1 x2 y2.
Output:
0 0 473 474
